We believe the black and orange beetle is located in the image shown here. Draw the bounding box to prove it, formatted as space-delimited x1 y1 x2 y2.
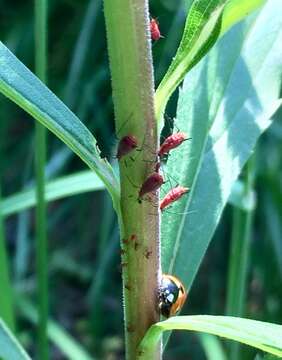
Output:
159 274 187 318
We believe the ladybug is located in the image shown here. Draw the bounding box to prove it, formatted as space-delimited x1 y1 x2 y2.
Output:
159 274 187 318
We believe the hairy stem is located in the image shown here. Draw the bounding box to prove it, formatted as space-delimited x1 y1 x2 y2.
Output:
103 0 161 359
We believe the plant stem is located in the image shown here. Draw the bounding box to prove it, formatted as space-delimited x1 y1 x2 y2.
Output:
35 0 49 359
226 156 256 360
103 0 160 359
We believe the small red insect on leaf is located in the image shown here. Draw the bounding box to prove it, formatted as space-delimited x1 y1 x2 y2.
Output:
158 132 189 158
117 135 138 160
160 186 189 211
150 18 162 41
138 172 164 201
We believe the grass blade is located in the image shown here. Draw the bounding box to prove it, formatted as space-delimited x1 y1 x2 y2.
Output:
34 0 49 358
0 171 105 218
0 318 30 360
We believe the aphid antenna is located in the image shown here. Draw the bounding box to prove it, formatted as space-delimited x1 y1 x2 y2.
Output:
125 173 139 189
115 112 133 139
162 209 197 216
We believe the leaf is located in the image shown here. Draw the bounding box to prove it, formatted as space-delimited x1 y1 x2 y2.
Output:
138 316 282 359
198 333 227 360
221 0 266 35
228 180 256 212
161 0 282 291
155 0 266 120
0 42 119 209
155 0 226 119
0 318 31 360
0 170 105 218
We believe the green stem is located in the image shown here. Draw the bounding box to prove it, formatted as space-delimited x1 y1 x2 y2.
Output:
35 0 49 359
0 112 15 331
103 0 160 359
226 157 256 360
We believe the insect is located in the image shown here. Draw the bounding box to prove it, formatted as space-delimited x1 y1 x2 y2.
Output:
160 186 189 211
159 274 187 318
117 135 138 160
150 18 162 41
158 132 189 159
138 172 164 202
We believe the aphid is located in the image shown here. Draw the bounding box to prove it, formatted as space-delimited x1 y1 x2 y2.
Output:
158 132 189 158
144 247 153 259
134 242 140 251
160 186 189 211
150 18 162 41
159 274 187 318
126 323 135 333
138 172 164 202
130 234 137 242
125 283 131 291
122 238 129 245
117 135 138 160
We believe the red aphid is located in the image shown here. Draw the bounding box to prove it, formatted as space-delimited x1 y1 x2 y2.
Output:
160 186 189 211
117 135 138 160
150 18 162 41
158 132 188 157
138 172 164 201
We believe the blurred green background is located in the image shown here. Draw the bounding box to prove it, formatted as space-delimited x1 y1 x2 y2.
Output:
0 0 281 359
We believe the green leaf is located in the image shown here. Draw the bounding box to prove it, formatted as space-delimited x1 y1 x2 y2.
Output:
161 0 282 289
0 318 31 360
155 0 266 120
155 0 226 119
0 170 105 218
198 333 227 360
0 42 119 210
138 316 282 359
228 180 256 212
221 0 266 35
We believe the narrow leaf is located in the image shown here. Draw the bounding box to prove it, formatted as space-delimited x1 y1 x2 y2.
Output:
138 316 282 359
161 0 282 291
0 318 30 360
0 42 119 208
0 171 105 218
155 0 226 119
155 0 266 121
